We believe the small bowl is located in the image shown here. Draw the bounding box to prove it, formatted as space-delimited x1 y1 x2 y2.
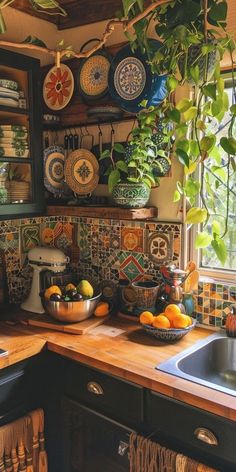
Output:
142 318 197 342
42 292 102 323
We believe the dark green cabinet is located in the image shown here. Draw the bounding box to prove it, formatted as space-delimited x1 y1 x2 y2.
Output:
0 48 45 218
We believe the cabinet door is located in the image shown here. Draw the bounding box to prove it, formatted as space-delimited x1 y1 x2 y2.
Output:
0 48 45 218
62 397 134 472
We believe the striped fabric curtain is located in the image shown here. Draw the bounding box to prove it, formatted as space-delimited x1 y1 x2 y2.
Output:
129 433 218 472
0 409 47 472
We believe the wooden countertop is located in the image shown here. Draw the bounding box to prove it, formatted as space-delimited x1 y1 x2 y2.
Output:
1 307 236 421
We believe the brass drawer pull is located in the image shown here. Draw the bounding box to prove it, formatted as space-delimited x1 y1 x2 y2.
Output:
194 427 218 446
87 381 104 395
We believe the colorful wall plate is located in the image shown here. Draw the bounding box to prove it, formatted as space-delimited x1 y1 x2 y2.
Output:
43 145 65 195
108 41 168 113
43 64 74 111
64 149 99 195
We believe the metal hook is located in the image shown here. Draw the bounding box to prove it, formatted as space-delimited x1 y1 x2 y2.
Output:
97 123 102 135
110 122 115 134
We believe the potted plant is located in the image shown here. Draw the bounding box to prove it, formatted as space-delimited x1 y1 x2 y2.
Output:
120 0 236 264
100 104 172 208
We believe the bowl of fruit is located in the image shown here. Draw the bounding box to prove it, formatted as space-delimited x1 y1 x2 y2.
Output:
140 304 196 342
42 280 103 323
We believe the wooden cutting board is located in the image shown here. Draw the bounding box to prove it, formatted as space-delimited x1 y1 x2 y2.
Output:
25 314 110 334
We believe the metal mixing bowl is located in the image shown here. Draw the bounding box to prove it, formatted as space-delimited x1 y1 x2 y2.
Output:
43 292 102 323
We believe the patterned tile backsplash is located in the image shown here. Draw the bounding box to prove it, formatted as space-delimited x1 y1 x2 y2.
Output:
0 215 235 328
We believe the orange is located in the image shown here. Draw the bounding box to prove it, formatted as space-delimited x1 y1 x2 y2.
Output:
140 311 154 326
173 313 190 329
94 302 110 317
153 314 170 329
185 315 192 326
44 285 62 301
164 304 181 322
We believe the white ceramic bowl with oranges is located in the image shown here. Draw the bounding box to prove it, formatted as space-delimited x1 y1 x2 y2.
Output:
140 304 196 342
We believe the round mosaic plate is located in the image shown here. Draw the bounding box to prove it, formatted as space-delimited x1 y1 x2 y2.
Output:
43 64 74 111
108 41 168 113
43 145 65 195
64 149 99 195
78 55 111 101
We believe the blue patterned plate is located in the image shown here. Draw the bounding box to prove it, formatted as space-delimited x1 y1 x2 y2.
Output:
142 319 196 342
108 41 168 113
43 145 65 196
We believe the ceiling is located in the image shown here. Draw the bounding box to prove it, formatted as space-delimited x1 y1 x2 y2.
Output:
10 0 124 29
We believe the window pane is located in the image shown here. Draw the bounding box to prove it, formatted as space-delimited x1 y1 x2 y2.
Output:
201 79 236 271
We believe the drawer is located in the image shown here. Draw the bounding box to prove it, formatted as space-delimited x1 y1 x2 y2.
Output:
147 390 236 470
64 361 144 426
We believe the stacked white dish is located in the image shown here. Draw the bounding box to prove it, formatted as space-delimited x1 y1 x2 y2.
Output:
0 125 29 158
0 79 19 108
6 180 31 203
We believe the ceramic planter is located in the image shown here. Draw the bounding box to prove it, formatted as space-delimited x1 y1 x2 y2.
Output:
111 182 150 208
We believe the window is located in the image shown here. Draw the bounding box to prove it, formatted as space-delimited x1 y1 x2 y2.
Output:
191 74 236 280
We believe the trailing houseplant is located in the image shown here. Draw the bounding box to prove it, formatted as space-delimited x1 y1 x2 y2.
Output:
120 0 236 264
100 104 172 208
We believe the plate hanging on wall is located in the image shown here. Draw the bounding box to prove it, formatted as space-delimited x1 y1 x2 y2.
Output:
43 64 74 111
64 149 99 195
77 38 111 103
108 41 168 113
43 145 65 195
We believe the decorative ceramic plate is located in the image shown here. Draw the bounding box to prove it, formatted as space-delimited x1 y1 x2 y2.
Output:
87 106 123 122
78 55 111 101
0 79 18 91
43 64 74 111
108 41 168 113
43 145 65 195
64 149 99 195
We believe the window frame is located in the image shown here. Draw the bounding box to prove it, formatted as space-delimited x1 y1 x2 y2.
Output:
188 70 236 283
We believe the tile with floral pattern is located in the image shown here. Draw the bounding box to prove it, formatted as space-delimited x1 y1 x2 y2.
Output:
121 227 144 252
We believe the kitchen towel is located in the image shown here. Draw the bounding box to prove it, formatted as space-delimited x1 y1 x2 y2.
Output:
129 432 219 472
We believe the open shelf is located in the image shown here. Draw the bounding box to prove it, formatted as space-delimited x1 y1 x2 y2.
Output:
0 157 32 163
47 205 158 220
0 105 28 115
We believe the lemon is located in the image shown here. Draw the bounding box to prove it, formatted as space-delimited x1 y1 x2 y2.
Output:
44 285 62 301
77 280 94 298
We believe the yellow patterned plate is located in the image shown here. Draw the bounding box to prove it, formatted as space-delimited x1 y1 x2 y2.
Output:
64 149 99 195
43 64 74 111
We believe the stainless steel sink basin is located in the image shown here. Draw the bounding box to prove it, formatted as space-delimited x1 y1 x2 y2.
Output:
157 332 236 396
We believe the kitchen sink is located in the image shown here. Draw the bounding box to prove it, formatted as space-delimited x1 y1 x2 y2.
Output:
157 332 236 396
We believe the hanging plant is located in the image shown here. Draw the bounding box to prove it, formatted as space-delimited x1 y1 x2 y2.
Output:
121 0 236 265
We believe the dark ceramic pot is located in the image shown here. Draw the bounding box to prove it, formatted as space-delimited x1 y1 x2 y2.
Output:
111 182 151 208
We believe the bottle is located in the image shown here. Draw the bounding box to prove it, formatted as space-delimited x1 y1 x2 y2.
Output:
226 306 236 338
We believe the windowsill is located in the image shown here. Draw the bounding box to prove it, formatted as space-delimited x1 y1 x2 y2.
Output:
199 273 236 286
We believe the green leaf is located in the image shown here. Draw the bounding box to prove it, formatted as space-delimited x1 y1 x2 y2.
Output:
202 84 217 100
184 106 198 121
230 104 236 116
195 231 212 249
0 10 6 34
217 77 224 95
113 143 125 154
173 190 181 202
211 238 227 265
208 1 227 22
22 35 47 47
189 65 199 85
176 98 193 113
184 178 200 198
212 220 221 237
200 135 216 153
30 0 67 15
184 161 198 175
220 137 236 155
116 160 128 173
211 98 223 117
122 0 136 16
127 161 136 168
167 108 181 124
176 149 190 167
176 139 189 153
167 76 178 92
100 149 110 160
186 207 208 224
108 169 120 193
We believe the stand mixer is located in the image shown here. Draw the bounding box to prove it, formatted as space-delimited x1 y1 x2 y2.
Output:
21 247 69 314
